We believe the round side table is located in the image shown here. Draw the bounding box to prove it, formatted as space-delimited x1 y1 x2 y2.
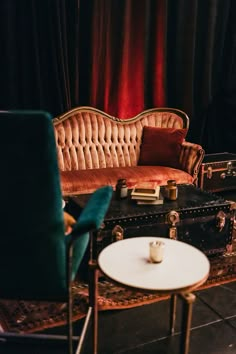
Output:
97 237 210 354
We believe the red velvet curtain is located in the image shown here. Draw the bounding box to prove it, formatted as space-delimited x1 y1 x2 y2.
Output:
79 0 236 151
89 0 166 118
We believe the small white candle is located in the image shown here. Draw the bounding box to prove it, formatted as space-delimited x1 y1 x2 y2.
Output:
149 241 165 263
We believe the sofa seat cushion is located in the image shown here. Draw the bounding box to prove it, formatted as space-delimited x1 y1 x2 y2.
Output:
60 166 194 195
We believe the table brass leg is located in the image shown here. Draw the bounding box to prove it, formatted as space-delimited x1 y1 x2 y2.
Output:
89 261 99 354
170 294 177 335
179 292 196 354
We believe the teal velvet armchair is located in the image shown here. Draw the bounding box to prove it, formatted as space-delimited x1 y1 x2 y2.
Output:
0 111 113 354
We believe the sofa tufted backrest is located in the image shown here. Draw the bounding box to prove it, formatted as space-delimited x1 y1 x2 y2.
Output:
53 107 189 171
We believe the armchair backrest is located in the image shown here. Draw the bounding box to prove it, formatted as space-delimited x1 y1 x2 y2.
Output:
0 111 67 300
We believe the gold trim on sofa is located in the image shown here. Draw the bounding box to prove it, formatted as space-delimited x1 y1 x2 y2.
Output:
53 106 189 129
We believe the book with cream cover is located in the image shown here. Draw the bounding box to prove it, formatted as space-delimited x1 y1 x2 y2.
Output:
136 193 164 205
131 182 160 200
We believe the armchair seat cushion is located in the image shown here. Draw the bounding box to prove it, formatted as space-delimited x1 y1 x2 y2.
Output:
60 166 194 195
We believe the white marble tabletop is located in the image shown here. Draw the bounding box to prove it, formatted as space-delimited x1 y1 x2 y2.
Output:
98 237 210 293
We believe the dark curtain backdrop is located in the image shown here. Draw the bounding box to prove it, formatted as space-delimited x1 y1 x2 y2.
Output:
0 0 78 113
0 0 235 152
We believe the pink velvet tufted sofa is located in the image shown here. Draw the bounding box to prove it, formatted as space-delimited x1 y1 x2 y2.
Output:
53 106 205 196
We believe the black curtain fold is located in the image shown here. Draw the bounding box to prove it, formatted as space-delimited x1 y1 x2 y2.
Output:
200 0 236 153
166 0 198 114
0 0 78 116
166 0 235 151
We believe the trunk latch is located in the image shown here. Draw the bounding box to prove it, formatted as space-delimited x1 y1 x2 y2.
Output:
166 210 180 240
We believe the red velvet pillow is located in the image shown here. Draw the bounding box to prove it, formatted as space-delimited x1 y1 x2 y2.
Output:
138 127 187 169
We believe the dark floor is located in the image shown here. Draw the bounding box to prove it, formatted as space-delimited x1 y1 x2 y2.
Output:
88 280 236 354
1 189 236 354
1 281 236 353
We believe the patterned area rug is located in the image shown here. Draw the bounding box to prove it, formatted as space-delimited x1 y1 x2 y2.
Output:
0 278 169 334
0 264 236 335
1 223 236 334
0 209 235 334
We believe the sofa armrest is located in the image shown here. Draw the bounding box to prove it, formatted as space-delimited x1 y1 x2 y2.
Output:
180 141 205 184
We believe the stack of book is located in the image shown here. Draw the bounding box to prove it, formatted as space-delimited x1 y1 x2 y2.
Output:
131 182 163 205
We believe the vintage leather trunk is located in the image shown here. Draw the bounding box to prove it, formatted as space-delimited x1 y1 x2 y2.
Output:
69 184 234 258
207 216 236 284
199 152 236 192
